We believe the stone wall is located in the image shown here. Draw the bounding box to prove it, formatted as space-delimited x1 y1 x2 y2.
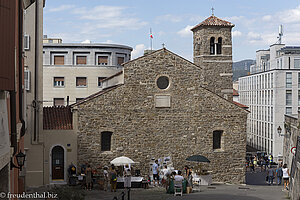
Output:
75 49 248 184
284 115 300 200
193 26 233 100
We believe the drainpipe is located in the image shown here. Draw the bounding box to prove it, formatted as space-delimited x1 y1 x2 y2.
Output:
33 0 39 141
19 0 25 138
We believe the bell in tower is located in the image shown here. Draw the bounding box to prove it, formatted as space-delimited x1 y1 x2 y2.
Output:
191 13 234 101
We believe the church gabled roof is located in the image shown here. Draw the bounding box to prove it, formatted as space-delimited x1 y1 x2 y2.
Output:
191 15 234 31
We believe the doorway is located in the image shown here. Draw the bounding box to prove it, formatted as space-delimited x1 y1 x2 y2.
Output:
51 146 64 180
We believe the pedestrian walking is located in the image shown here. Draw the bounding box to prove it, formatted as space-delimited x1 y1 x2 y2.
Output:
276 164 283 185
282 164 290 190
266 166 275 185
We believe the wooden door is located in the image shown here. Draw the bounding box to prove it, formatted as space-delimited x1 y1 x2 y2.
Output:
52 146 64 180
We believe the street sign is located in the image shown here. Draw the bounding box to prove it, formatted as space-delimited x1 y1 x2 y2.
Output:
291 147 296 155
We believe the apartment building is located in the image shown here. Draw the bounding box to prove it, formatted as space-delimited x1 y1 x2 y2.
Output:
43 41 132 106
239 43 300 161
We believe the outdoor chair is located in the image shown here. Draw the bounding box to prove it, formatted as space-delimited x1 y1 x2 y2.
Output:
174 180 183 196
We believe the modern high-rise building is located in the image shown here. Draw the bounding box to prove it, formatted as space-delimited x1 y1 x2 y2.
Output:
239 43 300 161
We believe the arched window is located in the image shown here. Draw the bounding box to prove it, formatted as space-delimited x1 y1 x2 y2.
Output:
217 37 222 54
213 130 223 150
210 37 215 55
101 131 113 151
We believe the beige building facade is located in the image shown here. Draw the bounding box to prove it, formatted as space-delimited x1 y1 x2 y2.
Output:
43 43 132 106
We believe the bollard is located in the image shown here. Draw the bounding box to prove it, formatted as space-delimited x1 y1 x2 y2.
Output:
127 188 130 200
121 191 125 200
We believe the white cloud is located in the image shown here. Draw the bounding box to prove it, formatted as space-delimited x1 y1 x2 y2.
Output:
81 40 91 44
48 5 75 12
262 15 272 21
232 30 242 37
131 44 146 59
155 14 183 23
177 25 193 38
104 40 114 44
72 6 147 30
280 5 300 24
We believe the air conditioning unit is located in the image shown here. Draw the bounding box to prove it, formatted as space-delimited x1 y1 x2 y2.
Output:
24 34 30 50
24 70 31 91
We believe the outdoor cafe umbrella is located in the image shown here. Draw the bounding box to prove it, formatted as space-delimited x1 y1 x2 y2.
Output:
110 156 136 166
186 155 210 163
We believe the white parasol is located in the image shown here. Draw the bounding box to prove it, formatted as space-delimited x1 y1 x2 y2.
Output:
110 156 136 166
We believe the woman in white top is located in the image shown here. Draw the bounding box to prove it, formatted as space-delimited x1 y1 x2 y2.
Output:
282 164 290 190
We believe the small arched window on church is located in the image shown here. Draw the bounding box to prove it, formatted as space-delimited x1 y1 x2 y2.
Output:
101 131 112 151
210 37 215 55
213 130 223 150
217 37 222 54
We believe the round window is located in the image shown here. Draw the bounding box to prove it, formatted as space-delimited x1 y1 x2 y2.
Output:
157 76 169 89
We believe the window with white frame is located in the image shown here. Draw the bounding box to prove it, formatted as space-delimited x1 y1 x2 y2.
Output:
24 34 30 50
294 58 300 69
98 77 107 87
286 90 292 105
76 77 87 87
54 77 64 87
286 72 292 88
286 107 292 115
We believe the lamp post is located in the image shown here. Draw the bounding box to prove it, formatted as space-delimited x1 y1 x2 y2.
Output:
10 151 26 171
277 126 284 137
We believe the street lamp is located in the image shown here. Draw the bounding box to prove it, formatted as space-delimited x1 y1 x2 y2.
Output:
277 126 283 136
10 151 26 171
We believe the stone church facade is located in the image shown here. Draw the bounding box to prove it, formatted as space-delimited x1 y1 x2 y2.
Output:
72 15 248 184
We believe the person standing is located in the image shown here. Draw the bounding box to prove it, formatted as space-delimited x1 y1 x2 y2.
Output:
85 164 93 190
266 166 275 185
123 164 132 189
110 165 118 192
161 165 170 191
103 166 109 191
276 164 283 185
282 164 290 190
152 160 159 186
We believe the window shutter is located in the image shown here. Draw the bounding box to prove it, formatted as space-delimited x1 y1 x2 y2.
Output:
54 77 64 82
54 56 64 65
24 35 30 50
76 77 87 86
98 56 108 65
98 77 106 87
24 70 31 91
117 57 124 65
76 56 87 65
54 98 64 106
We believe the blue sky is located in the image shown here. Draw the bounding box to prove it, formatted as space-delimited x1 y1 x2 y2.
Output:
44 0 300 62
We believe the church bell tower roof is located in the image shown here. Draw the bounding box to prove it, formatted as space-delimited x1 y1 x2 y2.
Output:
191 15 234 31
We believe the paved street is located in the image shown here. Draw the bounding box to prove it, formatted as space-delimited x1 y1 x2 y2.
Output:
84 171 289 200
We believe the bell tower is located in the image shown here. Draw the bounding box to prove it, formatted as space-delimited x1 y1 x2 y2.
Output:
192 14 234 100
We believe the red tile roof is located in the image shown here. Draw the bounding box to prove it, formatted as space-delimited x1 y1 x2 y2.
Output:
233 101 248 109
43 106 73 130
191 15 234 31
233 89 239 96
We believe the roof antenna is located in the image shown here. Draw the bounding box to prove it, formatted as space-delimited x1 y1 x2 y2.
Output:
211 7 215 16
277 24 283 44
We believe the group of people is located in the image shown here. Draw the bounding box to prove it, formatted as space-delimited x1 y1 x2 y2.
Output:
103 164 132 192
266 163 290 190
152 160 193 194
247 155 274 172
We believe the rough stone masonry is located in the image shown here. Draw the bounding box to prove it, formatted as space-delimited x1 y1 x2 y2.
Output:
73 15 248 184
